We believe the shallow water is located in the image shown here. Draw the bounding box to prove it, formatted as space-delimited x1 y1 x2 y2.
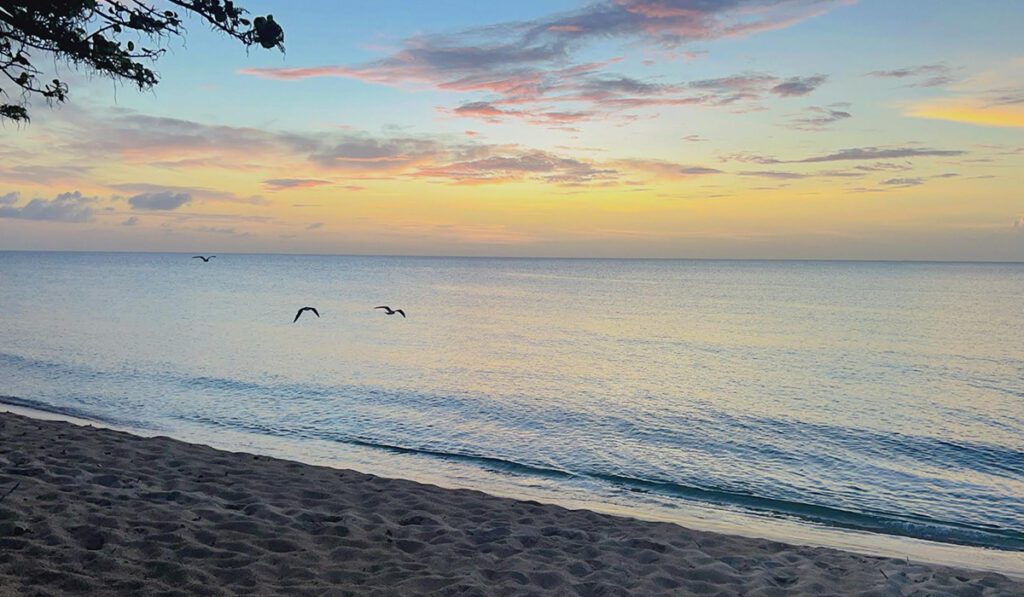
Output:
1 252 1022 565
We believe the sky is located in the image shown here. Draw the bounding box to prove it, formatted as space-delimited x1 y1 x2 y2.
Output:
1 0 1022 260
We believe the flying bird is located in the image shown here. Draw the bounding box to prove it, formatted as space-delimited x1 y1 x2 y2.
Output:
293 307 320 323
375 306 406 318
192 255 216 262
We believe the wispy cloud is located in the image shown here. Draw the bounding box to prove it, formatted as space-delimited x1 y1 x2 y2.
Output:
722 146 965 165
249 63 826 123
738 168 869 180
771 75 828 97
242 0 844 82
794 146 965 163
192 226 249 237
880 177 924 188
986 88 1024 106
109 182 267 206
414 150 619 186
612 159 722 181
684 72 827 104
60 108 723 190
128 191 192 211
425 68 828 126
901 60 1024 128
860 172 960 192
446 100 595 127
854 161 913 172
720 152 783 164
0 164 93 184
263 178 333 190
865 64 956 88
240 1 843 127
789 105 851 130
308 136 453 172
58 111 313 168
739 170 808 179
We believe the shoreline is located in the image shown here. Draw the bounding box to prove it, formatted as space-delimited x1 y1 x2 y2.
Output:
1 410 1021 595
3 399 1022 578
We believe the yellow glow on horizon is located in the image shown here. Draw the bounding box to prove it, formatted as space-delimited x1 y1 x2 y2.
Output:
907 99 1024 128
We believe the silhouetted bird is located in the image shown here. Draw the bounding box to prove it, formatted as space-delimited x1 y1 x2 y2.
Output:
293 307 320 323
192 255 215 262
375 306 406 318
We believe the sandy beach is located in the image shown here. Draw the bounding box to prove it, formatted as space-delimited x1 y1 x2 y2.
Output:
0 412 1019 596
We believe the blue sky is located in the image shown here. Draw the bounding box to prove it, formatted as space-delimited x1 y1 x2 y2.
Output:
1 1 1022 258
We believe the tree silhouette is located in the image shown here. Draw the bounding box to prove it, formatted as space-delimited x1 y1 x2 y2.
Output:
0 0 284 122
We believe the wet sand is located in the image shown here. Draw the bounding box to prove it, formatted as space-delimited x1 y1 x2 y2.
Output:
0 411 1020 596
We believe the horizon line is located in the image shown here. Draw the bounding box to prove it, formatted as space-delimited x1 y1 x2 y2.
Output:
1 249 1022 265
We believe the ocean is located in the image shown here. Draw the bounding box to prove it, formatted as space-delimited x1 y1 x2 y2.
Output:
1 252 1021 571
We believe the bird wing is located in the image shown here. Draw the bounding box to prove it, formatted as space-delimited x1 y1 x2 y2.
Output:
396 309 406 318
310 307 320 317
292 309 303 323
374 306 390 310
192 256 203 259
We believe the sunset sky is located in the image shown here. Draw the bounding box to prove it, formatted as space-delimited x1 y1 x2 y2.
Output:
1 0 1022 259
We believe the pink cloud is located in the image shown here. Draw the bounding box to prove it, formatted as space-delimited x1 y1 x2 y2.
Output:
238 2 843 128
43 106 724 193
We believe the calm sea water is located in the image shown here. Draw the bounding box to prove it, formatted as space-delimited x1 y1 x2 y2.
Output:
1 252 1022 567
